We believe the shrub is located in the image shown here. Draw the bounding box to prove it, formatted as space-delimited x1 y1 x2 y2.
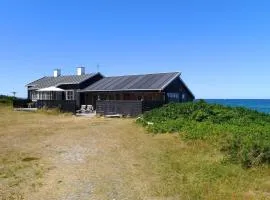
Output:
137 101 270 167
0 95 14 106
0 95 32 108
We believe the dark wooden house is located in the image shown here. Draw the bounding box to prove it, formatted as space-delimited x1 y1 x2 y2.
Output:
80 72 194 116
26 69 194 115
26 67 103 112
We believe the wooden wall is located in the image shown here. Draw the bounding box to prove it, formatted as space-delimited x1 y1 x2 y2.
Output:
96 100 165 117
96 100 143 116
164 77 195 102
36 100 77 113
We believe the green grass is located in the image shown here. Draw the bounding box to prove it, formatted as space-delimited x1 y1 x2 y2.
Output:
137 100 270 168
142 138 270 199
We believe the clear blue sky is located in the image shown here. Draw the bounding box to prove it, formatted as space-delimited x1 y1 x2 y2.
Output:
0 0 269 99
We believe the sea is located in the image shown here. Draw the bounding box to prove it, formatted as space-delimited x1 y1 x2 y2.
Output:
204 99 270 114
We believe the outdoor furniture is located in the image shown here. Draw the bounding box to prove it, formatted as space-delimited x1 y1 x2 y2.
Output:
86 105 94 113
76 105 86 113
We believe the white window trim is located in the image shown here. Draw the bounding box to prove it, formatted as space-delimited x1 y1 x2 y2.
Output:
65 90 74 100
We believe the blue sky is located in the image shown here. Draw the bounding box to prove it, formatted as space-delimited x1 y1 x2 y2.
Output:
0 0 269 99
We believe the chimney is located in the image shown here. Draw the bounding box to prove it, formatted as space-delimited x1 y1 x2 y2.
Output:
53 69 61 77
77 67 85 75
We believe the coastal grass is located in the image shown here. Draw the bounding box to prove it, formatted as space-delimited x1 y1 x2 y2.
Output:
137 100 270 168
1 106 270 199
140 137 270 199
0 106 47 199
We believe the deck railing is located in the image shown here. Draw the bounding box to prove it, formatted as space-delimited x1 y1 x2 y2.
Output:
96 100 164 116
13 99 32 108
36 100 77 113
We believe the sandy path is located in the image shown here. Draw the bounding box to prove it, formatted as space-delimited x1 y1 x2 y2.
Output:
19 117 150 200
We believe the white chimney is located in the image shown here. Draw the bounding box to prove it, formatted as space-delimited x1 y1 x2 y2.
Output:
77 67 85 75
53 69 61 77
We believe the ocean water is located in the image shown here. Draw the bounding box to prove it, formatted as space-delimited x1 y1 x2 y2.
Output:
204 99 270 114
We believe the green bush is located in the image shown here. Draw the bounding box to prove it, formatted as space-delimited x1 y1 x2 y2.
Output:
137 100 270 168
0 95 14 106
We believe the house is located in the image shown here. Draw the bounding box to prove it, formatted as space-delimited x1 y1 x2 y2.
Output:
26 68 194 115
80 72 194 116
26 67 103 109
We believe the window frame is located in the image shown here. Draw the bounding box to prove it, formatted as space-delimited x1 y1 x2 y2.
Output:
167 92 180 102
65 90 74 100
31 91 38 101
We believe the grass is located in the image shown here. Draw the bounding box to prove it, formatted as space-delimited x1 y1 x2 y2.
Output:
0 106 47 199
137 100 270 168
141 138 270 199
0 105 270 199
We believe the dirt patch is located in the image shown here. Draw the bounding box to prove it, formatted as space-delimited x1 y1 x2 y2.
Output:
22 157 40 162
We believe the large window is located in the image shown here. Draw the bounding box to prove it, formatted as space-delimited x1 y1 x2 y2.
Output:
167 93 180 102
66 91 74 100
31 91 38 101
40 92 52 100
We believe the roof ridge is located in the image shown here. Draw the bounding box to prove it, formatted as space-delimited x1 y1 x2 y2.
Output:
103 72 180 78
45 73 95 78
25 73 101 89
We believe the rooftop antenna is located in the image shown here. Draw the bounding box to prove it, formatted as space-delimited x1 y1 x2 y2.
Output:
11 91 17 97
97 64 100 72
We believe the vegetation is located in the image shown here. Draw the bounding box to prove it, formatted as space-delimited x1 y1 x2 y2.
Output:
137 100 270 168
0 95 14 106
0 95 31 108
1 105 270 199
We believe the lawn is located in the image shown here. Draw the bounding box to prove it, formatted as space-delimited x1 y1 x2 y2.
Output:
0 105 270 200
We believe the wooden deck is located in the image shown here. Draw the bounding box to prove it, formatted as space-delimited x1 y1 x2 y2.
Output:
14 108 38 112
76 112 96 118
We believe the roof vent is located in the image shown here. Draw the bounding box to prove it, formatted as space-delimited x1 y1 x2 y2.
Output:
53 69 61 77
77 67 85 75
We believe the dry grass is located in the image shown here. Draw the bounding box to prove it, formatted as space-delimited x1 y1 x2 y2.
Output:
0 106 270 200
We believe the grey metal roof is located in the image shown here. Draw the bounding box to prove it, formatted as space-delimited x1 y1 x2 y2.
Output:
81 72 181 92
26 73 99 89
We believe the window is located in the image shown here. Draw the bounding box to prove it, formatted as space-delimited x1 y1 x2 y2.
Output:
44 92 48 100
31 91 38 101
124 94 130 100
66 91 74 100
39 92 52 100
182 93 186 100
167 93 180 102
116 94 120 100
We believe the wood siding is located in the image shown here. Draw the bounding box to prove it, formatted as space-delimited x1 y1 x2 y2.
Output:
164 77 195 103
96 100 143 116
96 100 165 117
82 91 165 110
36 100 77 113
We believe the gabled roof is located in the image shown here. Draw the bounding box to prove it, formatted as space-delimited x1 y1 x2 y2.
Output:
81 72 181 92
26 73 100 89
